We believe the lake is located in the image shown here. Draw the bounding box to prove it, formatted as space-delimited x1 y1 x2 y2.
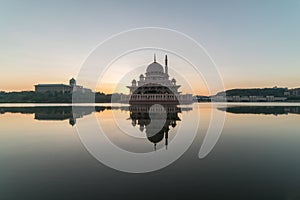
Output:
1 103 300 200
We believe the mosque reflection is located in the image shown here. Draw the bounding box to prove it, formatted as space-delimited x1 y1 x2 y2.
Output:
0 105 193 149
0 105 191 125
218 106 300 115
128 105 189 150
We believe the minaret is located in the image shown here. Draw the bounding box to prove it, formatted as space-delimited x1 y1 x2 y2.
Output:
165 55 168 75
154 53 156 62
165 129 169 150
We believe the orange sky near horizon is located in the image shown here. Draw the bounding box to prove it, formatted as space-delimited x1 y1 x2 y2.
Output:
1 1 300 96
1 49 299 96
1 69 300 96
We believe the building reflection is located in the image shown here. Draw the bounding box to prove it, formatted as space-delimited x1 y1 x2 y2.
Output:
0 106 107 126
0 105 192 149
128 105 192 150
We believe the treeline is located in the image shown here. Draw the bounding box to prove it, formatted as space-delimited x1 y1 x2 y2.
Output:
287 96 300 101
216 88 287 97
0 91 117 103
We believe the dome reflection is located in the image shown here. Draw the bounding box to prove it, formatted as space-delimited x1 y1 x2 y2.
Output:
129 104 182 150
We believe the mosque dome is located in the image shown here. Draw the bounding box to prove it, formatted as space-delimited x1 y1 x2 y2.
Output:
146 62 164 74
147 130 164 144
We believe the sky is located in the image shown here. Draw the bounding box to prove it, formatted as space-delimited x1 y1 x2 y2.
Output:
0 0 299 95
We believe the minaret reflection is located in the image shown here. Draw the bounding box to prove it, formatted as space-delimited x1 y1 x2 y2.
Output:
129 104 182 150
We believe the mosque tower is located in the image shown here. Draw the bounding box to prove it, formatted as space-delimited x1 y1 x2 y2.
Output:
165 55 168 76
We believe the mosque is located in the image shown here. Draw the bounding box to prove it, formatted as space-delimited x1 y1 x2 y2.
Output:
120 55 193 104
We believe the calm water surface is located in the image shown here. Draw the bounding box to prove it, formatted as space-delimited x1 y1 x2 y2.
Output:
1 103 300 200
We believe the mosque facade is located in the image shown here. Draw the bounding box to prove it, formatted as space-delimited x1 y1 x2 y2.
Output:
120 55 193 104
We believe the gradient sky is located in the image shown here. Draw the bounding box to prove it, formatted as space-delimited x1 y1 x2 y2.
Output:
0 0 299 95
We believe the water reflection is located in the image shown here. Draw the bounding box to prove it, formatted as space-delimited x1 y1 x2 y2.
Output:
0 105 193 149
128 105 191 150
1 104 300 199
218 106 300 115
0 106 106 126
0 105 192 125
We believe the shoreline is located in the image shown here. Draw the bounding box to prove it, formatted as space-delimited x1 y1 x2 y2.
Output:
1 102 300 107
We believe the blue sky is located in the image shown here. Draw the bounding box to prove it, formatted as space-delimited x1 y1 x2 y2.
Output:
0 0 299 94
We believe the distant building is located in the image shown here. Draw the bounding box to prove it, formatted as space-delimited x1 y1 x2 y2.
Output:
35 78 92 93
35 84 72 93
193 95 210 102
211 87 295 102
283 88 300 97
212 95 287 102
289 88 300 96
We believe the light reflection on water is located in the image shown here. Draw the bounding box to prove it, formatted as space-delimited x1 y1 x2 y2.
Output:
1 103 300 199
